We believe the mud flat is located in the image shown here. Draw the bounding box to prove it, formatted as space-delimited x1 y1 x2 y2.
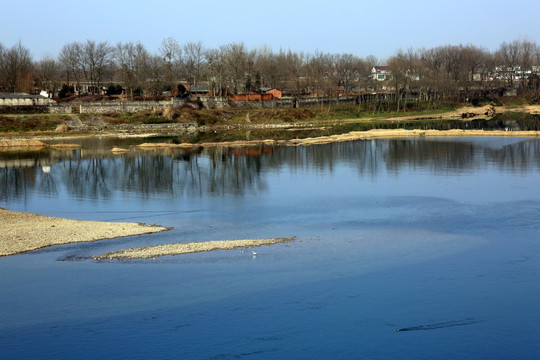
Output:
93 237 296 260
0 208 170 256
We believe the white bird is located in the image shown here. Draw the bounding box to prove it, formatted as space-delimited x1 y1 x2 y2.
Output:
252 250 258 256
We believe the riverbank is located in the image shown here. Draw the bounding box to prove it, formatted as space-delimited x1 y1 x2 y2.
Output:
1 104 539 146
0 208 170 256
0 104 500 141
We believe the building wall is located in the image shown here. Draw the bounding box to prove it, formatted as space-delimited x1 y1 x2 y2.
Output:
266 89 283 99
230 94 274 101
0 97 54 106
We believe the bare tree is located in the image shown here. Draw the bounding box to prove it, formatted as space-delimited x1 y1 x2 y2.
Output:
519 40 538 89
388 50 412 111
335 53 363 93
223 42 249 94
306 51 333 96
254 47 281 89
205 47 226 95
58 40 112 94
419 47 446 105
4 36 540 106
35 56 61 96
144 55 166 97
183 41 206 87
457 45 490 98
159 37 182 87
59 41 84 91
0 41 33 93
496 40 524 87
81 40 113 94
114 42 150 99
283 50 306 95
0 43 5 91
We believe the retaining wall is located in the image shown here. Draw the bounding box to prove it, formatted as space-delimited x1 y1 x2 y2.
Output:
79 99 184 113
49 105 73 113
78 95 360 113
198 95 358 109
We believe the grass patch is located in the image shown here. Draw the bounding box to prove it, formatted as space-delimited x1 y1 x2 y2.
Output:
0 115 63 132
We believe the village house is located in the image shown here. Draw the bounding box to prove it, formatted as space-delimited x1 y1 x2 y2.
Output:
260 87 283 99
188 84 210 95
371 66 391 81
0 92 56 106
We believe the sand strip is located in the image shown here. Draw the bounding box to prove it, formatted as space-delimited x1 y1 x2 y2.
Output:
287 129 540 146
0 140 81 150
135 129 540 150
0 208 170 256
0 140 47 148
93 237 296 260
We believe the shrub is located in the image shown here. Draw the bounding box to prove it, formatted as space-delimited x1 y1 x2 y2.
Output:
163 106 176 120
58 84 74 98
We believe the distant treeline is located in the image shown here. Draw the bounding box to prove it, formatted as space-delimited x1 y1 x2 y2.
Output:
1 38 539 106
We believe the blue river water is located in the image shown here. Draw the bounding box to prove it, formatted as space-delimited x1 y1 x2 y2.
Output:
0 137 539 359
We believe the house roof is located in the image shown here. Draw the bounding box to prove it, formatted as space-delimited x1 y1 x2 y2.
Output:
189 84 210 92
374 66 390 71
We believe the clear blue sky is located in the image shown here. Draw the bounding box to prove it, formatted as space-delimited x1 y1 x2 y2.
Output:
3 0 540 61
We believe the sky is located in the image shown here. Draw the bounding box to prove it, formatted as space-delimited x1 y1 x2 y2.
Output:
2 0 540 61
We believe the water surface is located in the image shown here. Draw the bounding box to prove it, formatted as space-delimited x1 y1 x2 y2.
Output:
1 137 539 359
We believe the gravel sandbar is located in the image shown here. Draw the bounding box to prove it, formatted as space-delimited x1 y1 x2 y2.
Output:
94 237 296 260
0 208 170 256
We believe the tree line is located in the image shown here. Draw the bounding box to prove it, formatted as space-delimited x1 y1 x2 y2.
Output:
1 38 539 105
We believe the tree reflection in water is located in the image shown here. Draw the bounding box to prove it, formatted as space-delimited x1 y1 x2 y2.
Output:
1 138 539 203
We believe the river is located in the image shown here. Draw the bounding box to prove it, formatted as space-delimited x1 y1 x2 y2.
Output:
1 136 539 359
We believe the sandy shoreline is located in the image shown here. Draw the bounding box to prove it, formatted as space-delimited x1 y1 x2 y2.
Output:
286 128 540 146
93 237 296 260
133 128 540 150
1 128 537 152
0 208 170 256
